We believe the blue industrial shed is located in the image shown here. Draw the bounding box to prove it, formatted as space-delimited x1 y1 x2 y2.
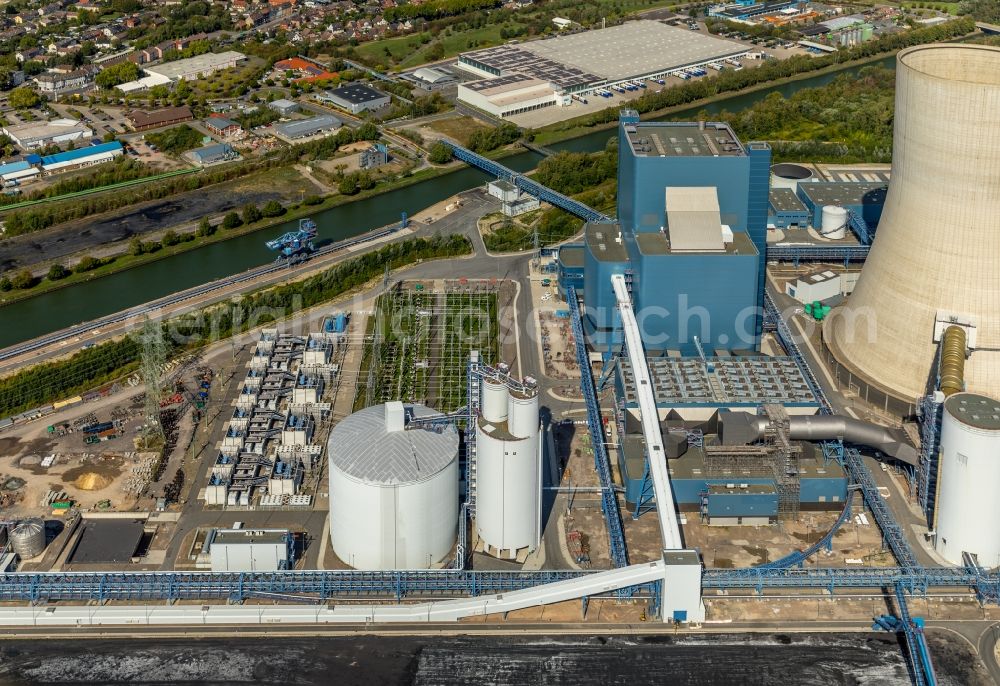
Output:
39 141 123 167
796 181 887 228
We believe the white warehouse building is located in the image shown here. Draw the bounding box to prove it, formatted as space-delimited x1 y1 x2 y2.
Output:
327 401 458 570
144 51 246 82
458 74 568 119
475 374 541 560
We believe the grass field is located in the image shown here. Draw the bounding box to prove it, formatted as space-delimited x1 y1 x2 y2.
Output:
354 283 499 412
423 116 491 146
354 25 508 70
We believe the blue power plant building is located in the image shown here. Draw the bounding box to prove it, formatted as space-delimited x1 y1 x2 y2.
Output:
574 110 771 356
557 110 851 521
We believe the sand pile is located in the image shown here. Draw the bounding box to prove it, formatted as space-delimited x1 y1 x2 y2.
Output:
75 472 112 491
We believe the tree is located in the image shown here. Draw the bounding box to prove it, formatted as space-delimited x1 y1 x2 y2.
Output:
128 236 144 256
338 174 360 195
196 217 215 237
241 203 262 224
162 229 180 246
222 211 242 229
261 200 284 217
74 255 101 273
428 141 453 164
11 269 34 289
8 86 40 109
46 264 69 280
0 276 11 292
356 121 378 141
95 61 139 89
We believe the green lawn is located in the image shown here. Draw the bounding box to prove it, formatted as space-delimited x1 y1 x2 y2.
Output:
355 24 510 71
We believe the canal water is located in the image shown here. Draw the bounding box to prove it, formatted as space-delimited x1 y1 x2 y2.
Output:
1 56 895 348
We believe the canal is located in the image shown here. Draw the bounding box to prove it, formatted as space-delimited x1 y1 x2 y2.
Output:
1 56 895 348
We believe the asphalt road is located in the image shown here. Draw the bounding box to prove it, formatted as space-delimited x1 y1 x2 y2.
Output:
976 621 1000 684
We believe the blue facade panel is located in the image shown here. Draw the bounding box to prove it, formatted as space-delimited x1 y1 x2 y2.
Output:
796 183 887 229
582 233 626 353
747 143 771 324
628 247 759 354
622 460 847 510
618 145 752 238
769 208 812 229
557 245 584 297
800 477 848 504
706 491 779 518
612 117 768 351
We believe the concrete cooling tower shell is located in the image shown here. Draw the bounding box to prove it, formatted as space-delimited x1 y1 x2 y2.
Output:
826 44 1000 408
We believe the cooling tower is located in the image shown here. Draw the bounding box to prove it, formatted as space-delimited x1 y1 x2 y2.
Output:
825 44 1000 406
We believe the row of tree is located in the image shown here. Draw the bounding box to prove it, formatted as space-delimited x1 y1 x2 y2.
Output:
0 234 472 416
384 0 501 23
0 157 160 211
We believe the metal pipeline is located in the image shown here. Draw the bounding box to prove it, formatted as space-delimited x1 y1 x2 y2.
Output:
939 325 967 396
723 413 918 465
787 415 918 465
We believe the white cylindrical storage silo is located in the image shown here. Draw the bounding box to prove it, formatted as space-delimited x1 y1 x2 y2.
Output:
476 386 541 560
935 393 1000 566
481 375 509 423
820 205 849 239
507 390 539 439
327 403 458 570
770 163 813 191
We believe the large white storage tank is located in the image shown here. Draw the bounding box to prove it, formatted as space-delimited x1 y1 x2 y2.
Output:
935 392 1000 566
820 205 848 239
476 381 541 560
327 401 458 570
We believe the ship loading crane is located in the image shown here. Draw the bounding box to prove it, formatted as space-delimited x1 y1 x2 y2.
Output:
266 218 318 265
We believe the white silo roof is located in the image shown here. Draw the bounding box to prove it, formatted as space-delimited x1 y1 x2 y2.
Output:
327 404 457 485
